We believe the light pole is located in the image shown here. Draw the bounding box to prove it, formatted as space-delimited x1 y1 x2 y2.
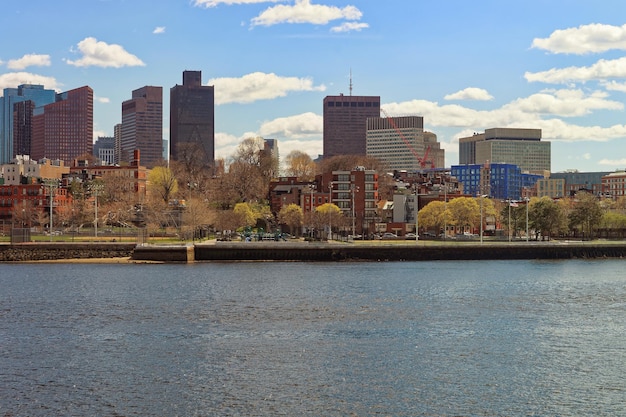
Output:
415 186 419 242
525 197 529 242
351 184 359 238
309 184 315 238
43 179 58 241
91 182 104 238
478 194 488 244
328 181 333 240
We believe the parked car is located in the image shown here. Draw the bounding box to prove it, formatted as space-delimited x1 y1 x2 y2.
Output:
405 233 417 239
382 232 399 240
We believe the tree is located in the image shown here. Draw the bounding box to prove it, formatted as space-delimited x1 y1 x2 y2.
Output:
447 197 480 232
568 192 604 239
278 204 304 236
499 202 527 238
181 197 215 241
418 200 449 233
233 202 256 229
529 197 567 240
314 203 343 238
171 142 213 197
148 166 178 204
284 150 316 181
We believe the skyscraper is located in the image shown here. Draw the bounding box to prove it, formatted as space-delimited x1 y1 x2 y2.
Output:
30 86 93 164
0 84 56 163
170 70 215 168
323 94 380 158
366 116 445 171
458 128 550 173
121 86 163 168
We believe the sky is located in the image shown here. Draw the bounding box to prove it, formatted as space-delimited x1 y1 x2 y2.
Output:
2 0 626 173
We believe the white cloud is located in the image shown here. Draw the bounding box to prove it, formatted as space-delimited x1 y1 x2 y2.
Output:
383 89 626 143
602 80 626 93
209 72 325 104
215 113 322 161
65 37 145 68
504 89 623 117
194 0 283 7
258 112 322 138
525 56 626 84
153 26 166 34
444 87 493 101
599 158 626 166
251 0 362 27
582 153 591 160
7 54 51 70
0 72 60 91
95 96 110 103
531 23 626 55
330 21 369 33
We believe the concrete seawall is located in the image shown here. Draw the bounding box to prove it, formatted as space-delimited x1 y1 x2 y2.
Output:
2 242 626 263
0 243 136 262
193 242 626 262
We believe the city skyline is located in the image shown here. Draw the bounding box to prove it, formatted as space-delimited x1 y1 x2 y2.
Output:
1 1 626 172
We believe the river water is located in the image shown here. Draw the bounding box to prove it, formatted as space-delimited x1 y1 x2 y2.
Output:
1 259 625 416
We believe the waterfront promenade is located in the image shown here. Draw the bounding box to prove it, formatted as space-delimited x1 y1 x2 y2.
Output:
2 239 626 263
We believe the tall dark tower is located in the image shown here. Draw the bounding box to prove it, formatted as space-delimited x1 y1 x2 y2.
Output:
121 86 163 168
170 70 215 168
323 94 380 158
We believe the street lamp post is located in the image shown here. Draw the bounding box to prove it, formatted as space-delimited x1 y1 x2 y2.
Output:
351 184 359 239
328 182 333 240
91 182 104 238
525 197 529 242
415 186 419 242
43 179 58 242
478 194 488 244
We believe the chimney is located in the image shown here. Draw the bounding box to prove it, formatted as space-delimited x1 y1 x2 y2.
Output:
133 149 140 166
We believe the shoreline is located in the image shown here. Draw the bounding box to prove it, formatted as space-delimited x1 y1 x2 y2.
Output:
2 240 626 263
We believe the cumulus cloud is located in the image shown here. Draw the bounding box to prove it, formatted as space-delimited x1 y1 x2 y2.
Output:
531 23 626 55
602 80 626 93
95 96 110 103
444 87 494 101
525 56 626 84
503 89 623 117
7 54 51 70
599 158 626 166
214 113 322 161
0 72 60 91
153 26 166 34
193 0 283 7
209 72 325 104
65 37 145 68
383 89 626 143
258 111 322 138
251 0 362 27
330 21 369 33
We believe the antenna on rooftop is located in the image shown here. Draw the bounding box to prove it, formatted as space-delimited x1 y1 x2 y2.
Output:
349 68 353 96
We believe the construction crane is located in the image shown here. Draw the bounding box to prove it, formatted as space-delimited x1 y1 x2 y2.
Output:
381 109 434 170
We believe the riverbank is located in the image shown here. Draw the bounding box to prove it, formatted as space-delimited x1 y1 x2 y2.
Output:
3 240 624 263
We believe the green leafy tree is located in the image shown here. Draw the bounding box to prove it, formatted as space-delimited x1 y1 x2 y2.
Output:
568 192 604 239
529 196 567 240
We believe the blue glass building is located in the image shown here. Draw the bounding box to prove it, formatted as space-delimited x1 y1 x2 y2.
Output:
452 163 541 200
0 84 56 163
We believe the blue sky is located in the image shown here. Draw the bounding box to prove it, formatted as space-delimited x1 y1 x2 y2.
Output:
2 0 626 173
